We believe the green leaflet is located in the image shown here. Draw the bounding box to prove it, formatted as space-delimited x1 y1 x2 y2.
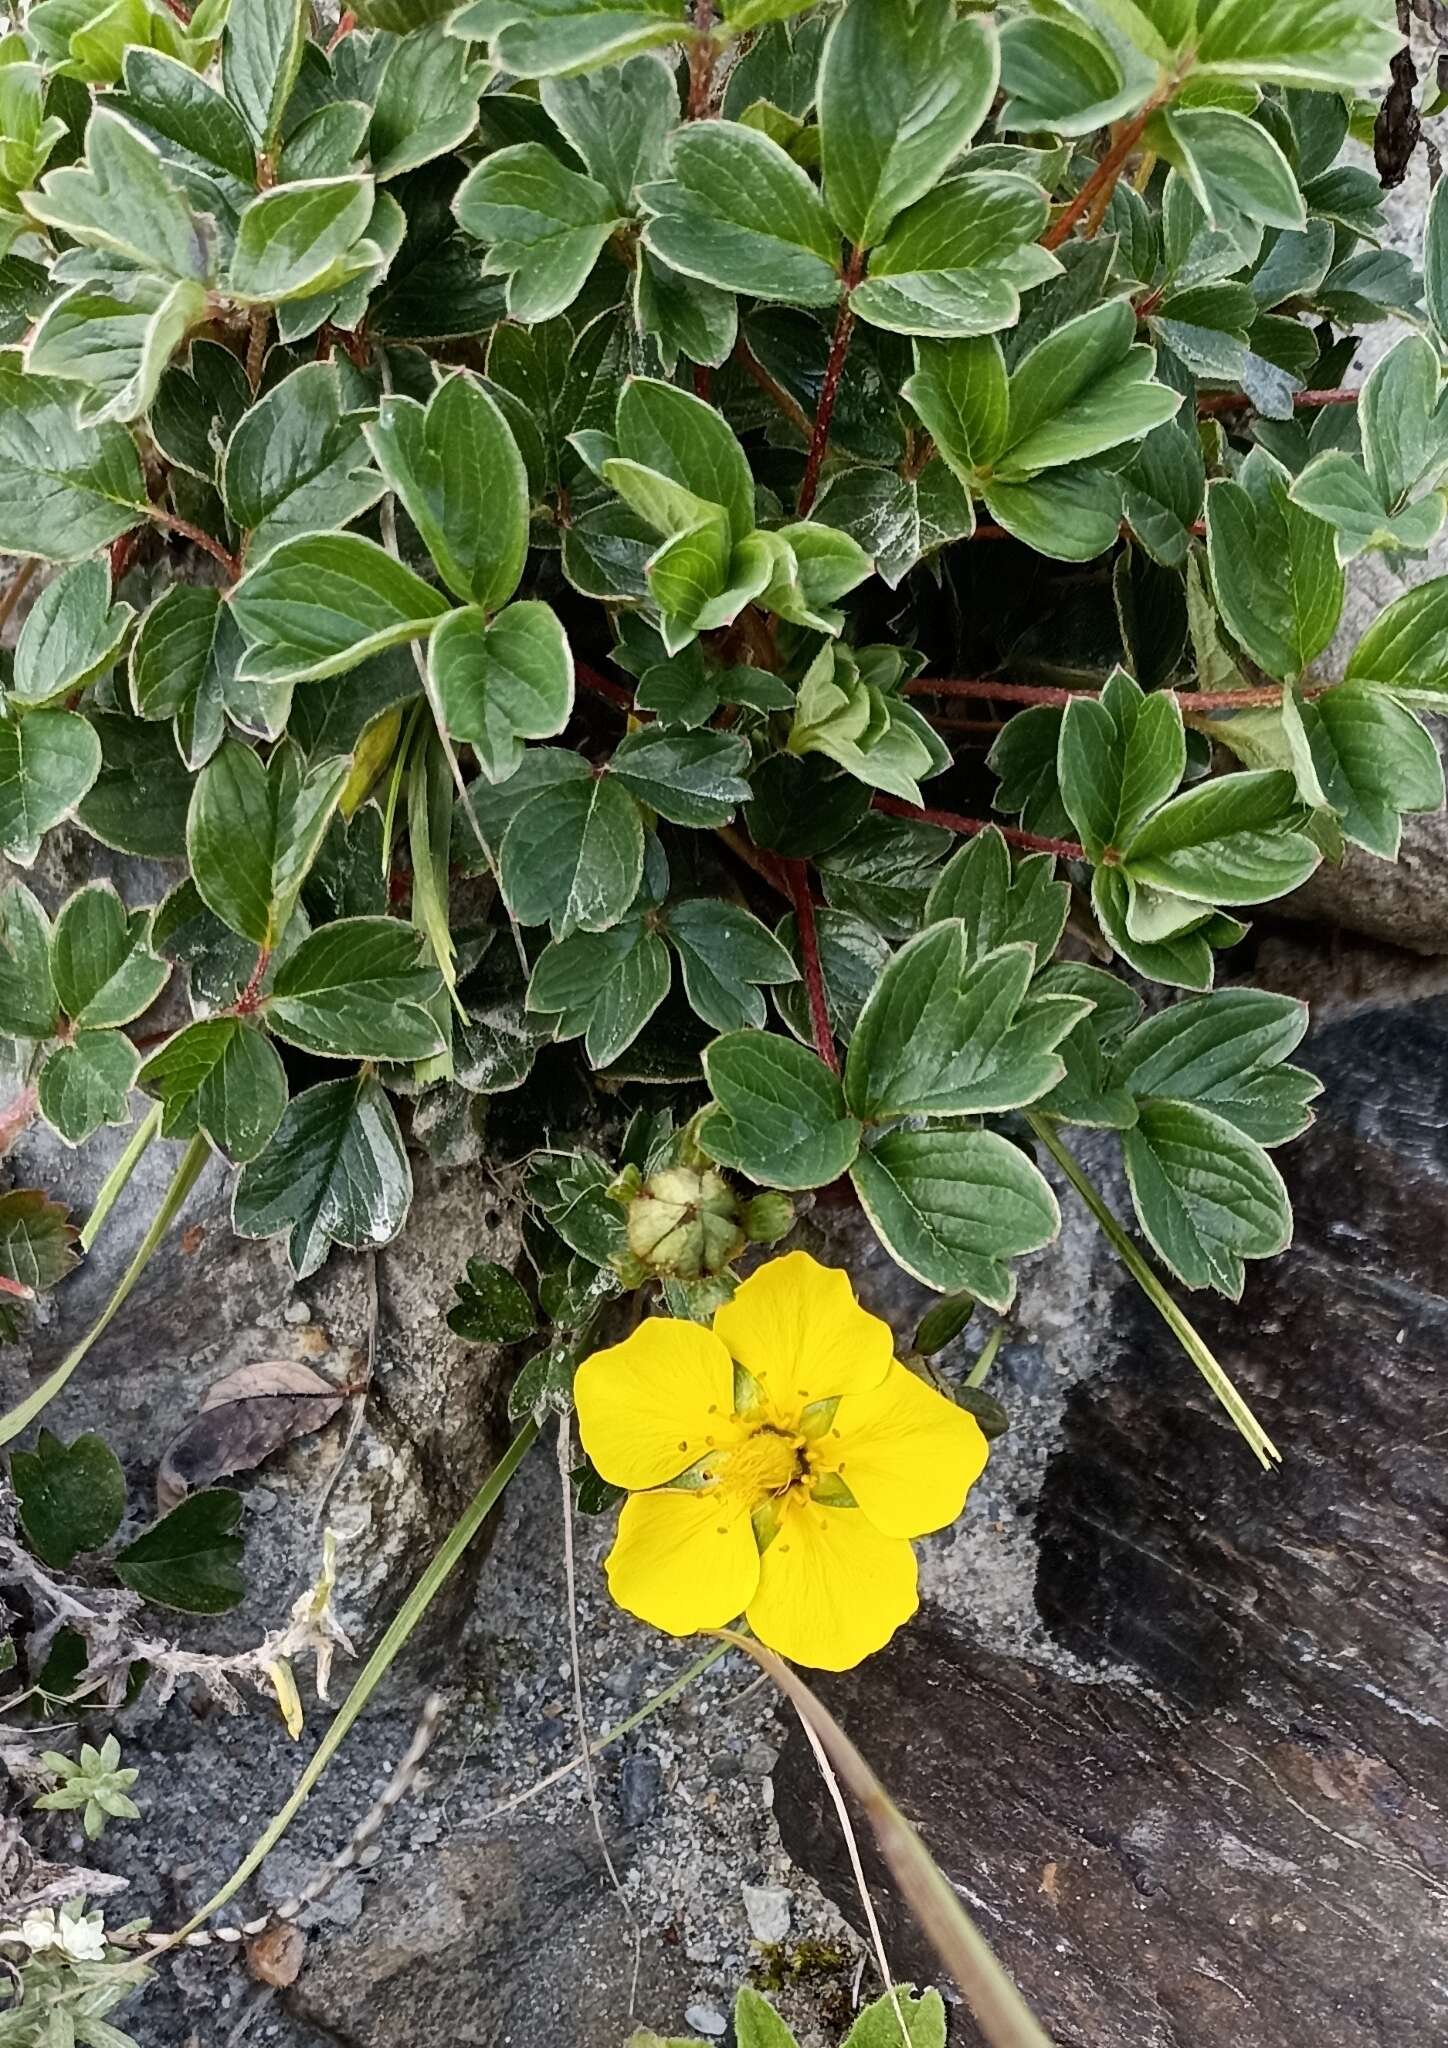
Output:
851 1124 1059 1306
229 533 450 685
232 1069 413 1279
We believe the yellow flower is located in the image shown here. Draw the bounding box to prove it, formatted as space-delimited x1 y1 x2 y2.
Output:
574 1250 988 1670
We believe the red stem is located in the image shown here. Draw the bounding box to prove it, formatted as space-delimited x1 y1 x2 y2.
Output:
907 676 1329 713
874 795 1086 863
797 248 865 516
1043 105 1159 252
687 0 718 118
234 948 272 1016
576 661 634 710
150 509 242 583
786 860 839 1073
1196 388 1358 418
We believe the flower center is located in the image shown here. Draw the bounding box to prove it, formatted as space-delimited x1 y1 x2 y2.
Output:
717 1425 804 1506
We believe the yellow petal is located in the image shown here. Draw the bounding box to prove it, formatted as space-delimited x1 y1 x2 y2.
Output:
712 1251 894 1426
822 1361 988 1539
746 1495 917 1670
574 1316 742 1490
605 1488 759 1636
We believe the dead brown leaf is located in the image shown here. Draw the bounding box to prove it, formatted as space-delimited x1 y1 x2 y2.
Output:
156 1361 344 1512
246 1919 305 1987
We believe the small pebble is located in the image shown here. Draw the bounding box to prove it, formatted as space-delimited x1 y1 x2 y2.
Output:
741 1740 777 1779
708 1751 741 1781
617 1747 662 1827
282 1298 311 1326
685 2003 727 2037
741 1883 791 1945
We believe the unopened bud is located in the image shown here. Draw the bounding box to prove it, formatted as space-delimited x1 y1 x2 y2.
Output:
744 1192 795 1245
624 1166 744 1279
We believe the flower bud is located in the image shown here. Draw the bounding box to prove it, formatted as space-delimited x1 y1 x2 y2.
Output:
743 1192 795 1245
624 1166 744 1279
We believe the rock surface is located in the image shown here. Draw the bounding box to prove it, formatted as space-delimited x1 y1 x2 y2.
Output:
774 996 1448 2048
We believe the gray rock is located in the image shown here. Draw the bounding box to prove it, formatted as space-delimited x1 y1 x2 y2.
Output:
685 2002 728 2037
774 996 1448 2047
741 1883 791 1945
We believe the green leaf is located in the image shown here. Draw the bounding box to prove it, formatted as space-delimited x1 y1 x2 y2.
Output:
25 270 208 431
499 771 644 936
13 559 132 707
1111 988 1319 1146
851 1124 1059 1306
539 51 676 213
1091 864 1222 992
1297 680 1444 859
266 916 445 1061
816 460 975 587
923 825 1069 965
187 738 347 947
1122 420 1208 568
76 711 193 858
222 0 306 152
150 338 250 485
1206 447 1344 678
130 585 255 770
1343 575 1448 703
732 1989 800 2048
370 23 487 180
0 883 57 1039
448 1256 536 1344
11 1429 125 1569
223 360 383 567
0 1188 78 1294
1157 107 1306 233
364 373 527 610
115 45 257 190
453 142 621 322
989 703 1072 838
993 300 1180 480
818 0 997 248
50 881 168 1028
1427 174 1448 351
609 727 751 827
641 119 841 308
25 107 209 279
38 1028 138 1144
1032 962 1142 1130
0 356 147 561
903 335 1009 486
850 173 1056 339
980 463 1124 563
226 175 376 303
232 1069 413 1278
773 907 891 1047
1193 0 1402 92
138 1016 287 1163
1123 1098 1291 1298
842 1989 947 2048
615 375 756 545
526 915 669 1066
1057 667 1185 861
230 532 450 685
998 14 1149 137
1289 451 1445 564
478 0 687 78
700 1030 862 1191
0 710 102 865
431 601 574 784
661 898 797 1033
1121 768 1319 906
845 925 1087 1121
115 1487 245 1613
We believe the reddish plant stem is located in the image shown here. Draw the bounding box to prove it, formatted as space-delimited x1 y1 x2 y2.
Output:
234 948 272 1016
1043 104 1159 252
687 0 718 118
693 365 713 402
575 660 634 710
0 556 38 639
149 509 242 582
734 336 812 440
326 9 356 52
108 531 141 589
1196 387 1358 417
875 795 1086 863
907 676 1330 713
786 860 839 1073
797 247 865 516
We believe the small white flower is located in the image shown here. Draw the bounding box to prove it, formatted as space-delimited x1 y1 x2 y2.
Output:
16 1910 58 1952
55 1912 106 1963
